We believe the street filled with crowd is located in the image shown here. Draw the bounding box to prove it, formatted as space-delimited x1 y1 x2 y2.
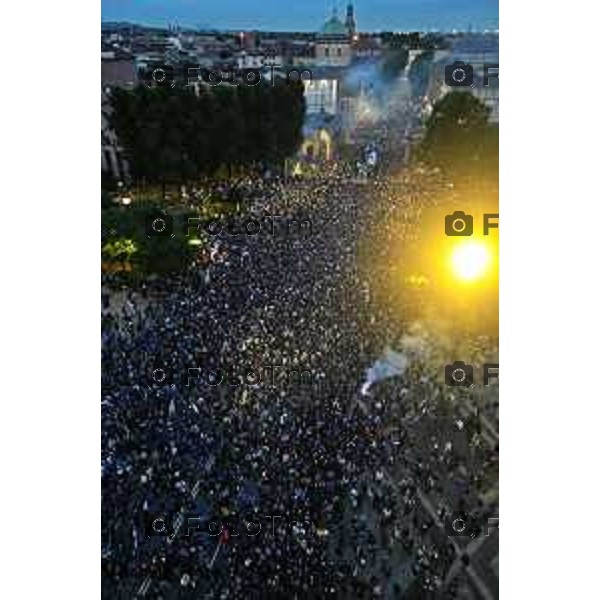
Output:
102 158 498 599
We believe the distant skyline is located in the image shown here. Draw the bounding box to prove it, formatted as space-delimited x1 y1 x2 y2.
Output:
101 1 498 33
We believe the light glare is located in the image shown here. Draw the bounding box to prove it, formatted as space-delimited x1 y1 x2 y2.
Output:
451 241 490 282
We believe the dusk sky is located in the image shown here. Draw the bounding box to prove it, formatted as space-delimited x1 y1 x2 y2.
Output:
101 0 499 33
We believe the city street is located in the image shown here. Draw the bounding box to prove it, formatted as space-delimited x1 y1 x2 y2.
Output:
102 146 499 598
101 21 499 599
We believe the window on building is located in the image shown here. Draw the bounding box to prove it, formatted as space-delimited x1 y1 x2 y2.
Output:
324 48 329 57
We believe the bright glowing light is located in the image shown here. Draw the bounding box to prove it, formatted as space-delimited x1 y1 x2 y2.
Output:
450 241 490 282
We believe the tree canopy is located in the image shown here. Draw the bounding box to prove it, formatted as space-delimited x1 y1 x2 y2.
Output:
102 204 203 274
417 91 498 179
108 81 305 185
381 32 447 51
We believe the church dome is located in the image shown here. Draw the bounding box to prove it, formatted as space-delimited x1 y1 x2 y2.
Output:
320 12 347 36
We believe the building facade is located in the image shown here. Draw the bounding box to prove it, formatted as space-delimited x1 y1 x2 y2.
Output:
314 8 352 67
101 60 137 182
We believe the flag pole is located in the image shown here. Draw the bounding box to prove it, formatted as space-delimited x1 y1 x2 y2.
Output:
208 539 222 569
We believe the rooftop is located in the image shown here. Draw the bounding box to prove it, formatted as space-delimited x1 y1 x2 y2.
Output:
320 10 348 37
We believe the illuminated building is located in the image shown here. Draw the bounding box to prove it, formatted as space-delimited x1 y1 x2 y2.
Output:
314 8 352 67
301 124 333 161
303 70 339 115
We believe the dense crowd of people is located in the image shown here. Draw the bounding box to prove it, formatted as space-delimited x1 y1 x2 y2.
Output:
102 160 498 599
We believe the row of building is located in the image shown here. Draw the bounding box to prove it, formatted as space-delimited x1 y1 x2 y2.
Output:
102 4 372 72
102 4 380 180
102 7 499 181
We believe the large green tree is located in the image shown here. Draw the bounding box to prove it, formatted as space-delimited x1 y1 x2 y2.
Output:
108 79 305 188
418 91 497 177
102 204 201 274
